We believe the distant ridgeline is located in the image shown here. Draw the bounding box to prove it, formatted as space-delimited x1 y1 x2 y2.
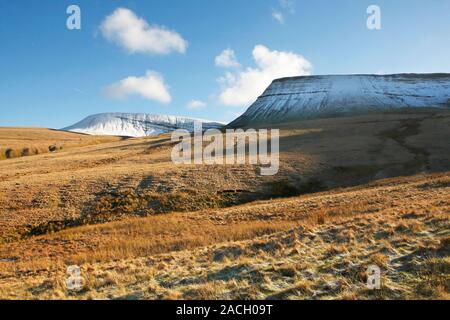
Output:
64 113 225 137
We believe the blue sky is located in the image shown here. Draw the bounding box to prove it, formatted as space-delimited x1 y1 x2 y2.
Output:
0 0 449 128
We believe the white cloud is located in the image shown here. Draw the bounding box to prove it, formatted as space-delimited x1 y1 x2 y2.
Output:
103 70 171 104
187 100 207 110
272 10 285 24
217 45 312 107
215 49 240 68
100 8 187 55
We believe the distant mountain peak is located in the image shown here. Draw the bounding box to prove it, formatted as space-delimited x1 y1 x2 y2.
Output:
63 112 225 137
230 73 450 126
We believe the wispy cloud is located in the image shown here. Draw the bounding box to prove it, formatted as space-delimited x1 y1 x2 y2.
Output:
187 100 207 110
103 70 171 104
100 8 188 55
279 0 295 14
73 88 84 94
217 45 312 107
272 10 285 24
215 49 241 68
272 0 295 24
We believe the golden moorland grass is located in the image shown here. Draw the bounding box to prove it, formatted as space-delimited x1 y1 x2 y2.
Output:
0 172 448 300
0 110 449 299
1 110 449 242
0 127 121 160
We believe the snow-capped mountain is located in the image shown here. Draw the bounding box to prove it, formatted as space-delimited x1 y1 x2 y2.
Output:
63 113 225 137
229 74 450 126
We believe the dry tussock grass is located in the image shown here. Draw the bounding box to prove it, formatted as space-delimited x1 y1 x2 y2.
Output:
1 111 449 241
0 112 449 300
0 171 448 300
0 128 120 160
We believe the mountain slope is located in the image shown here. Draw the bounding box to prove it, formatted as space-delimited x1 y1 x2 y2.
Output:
63 113 225 137
230 73 450 126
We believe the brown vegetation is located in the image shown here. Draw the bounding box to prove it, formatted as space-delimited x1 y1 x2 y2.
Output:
0 127 120 160
0 110 449 299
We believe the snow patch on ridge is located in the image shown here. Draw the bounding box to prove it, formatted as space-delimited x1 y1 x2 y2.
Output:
63 113 225 137
230 74 450 125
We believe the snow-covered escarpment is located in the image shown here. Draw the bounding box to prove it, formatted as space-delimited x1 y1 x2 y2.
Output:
63 113 225 137
229 74 450 126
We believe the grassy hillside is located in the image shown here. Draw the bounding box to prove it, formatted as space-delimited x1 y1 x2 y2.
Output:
0 172 448 299
1 110 449 242
0 128 121 160
0 110 448 299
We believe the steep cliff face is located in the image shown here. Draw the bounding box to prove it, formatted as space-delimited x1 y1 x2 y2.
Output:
63 113 224 137
229 74 450 126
